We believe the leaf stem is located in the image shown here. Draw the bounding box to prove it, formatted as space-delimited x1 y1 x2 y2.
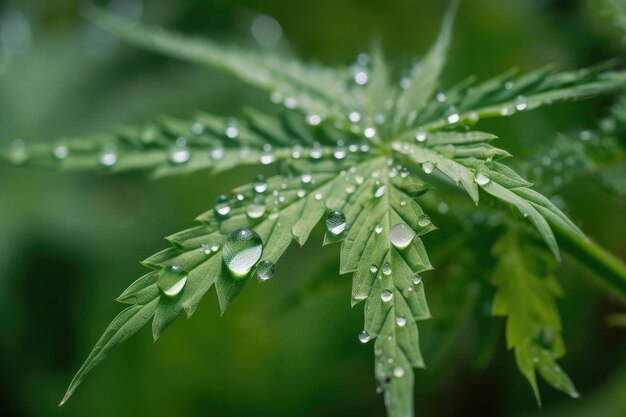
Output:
556 226 626 303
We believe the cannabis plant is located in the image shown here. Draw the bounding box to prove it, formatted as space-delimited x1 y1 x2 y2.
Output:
3 2 626 416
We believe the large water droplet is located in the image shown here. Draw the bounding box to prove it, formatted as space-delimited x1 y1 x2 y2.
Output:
326 210 347 235
381 290 393 302
421 161 434 174
157 265 188 297
474 172 490 186
253 174 268 193
417 215 431 228
359 330 371 344
214 195 231 216
247 202 266 219
222 229 263 277
396 316 407 327
390 224 415 249
256 259 275 281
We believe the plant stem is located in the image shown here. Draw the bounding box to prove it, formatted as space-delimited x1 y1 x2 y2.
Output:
556 226 626 303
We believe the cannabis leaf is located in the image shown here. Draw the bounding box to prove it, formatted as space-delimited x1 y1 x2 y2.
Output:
3 2 626 416
491 231 578 403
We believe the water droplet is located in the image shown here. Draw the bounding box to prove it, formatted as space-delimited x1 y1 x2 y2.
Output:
375 224 383 234
436 92 447 102
259 152 275 165
257 259 275 281
364 127 376 139
354 71 369 85
359 330 371 344
306 114 322 126
390 224 416 249
170 147 191 164
370 264 378 273
253 175 268 193
382 262 392 276
374 184 386 198
413 275 422 285
393 366 405 378
326 210 347 235
348 111 362 123
222 229 263 277
250 14 282 47
191 122 204 135
381 290 393 302
214 195 231 216
53 145 69 160
99 149 118 167
447 113 460 124
515 96 528 111
296 189 306 198
333 149 347 160
421 161 434 174
157 265 188 297
415 130 427 142
474 172 490 186
314 192 323 201
224 119 239 139
417 215 431 228
210 147 225 160
396 316 407 327
247 202 266 219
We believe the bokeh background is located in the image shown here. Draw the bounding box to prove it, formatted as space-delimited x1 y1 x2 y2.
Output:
1 0 625 416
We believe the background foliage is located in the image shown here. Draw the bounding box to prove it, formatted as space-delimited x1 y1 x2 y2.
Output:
1 1 625 416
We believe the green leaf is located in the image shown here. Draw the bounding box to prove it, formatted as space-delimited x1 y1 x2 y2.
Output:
60 297 159 406
2 2 624 416
84 5 354 121
392 0 459 132
336 157 434 417
491 231 579 404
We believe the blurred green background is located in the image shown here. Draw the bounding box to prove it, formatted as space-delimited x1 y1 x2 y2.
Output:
1 0 625 416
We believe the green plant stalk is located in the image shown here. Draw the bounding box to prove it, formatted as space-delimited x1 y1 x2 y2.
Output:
556 225 626 303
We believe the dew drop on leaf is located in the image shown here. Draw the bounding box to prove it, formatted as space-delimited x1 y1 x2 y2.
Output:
247 202 266 219
256 259 275 281
53 145 69 160
393 366 405 378
374 183 386 198
413 275 422 285
396 315 407 327
222 228 263 277
214 195 231 216
326 210 347 235
381 290 393 302
474 172 490 186
99 149 118 167
157 265 188 297
170 147 191 164
382 262 392 276
370 264 378 273
389 224 416 249
417 215 431 228
421 161 434 174
415 129 427 142
253 174 268 193
375 224 383 234
358 330 371 344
